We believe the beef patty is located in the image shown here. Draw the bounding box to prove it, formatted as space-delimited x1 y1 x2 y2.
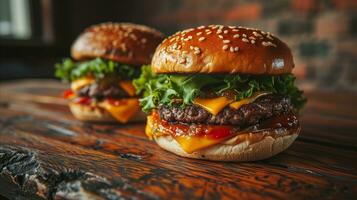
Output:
76 82 130 99
158 95 293 126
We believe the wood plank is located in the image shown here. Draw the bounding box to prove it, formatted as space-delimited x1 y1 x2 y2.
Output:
1 80 357 199
1 106 357 199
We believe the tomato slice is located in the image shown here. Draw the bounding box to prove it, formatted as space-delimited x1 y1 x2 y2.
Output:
63 89 74 99
206 126 232 140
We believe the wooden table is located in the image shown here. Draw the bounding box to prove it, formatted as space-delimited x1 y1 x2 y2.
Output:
0 79 356 200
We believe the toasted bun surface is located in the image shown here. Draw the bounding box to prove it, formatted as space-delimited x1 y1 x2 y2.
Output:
69 102 146 123
71 22 164 65
154 127 300 161
152 25 294 74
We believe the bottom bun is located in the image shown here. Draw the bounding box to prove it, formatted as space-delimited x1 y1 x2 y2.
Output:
69 102 146 123
154 127 300 162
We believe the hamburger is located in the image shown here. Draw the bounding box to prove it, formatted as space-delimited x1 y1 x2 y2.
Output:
55 22 164 123
134 25 306 161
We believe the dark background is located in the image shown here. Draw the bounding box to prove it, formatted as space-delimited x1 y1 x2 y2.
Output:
0 0 356 91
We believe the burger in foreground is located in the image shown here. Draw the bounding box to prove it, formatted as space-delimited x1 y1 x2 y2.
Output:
134 25 306 161
55 22 164 123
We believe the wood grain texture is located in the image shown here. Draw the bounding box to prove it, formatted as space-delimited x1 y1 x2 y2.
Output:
0 80 357 200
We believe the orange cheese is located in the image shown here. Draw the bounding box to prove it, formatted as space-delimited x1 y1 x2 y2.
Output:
98 99 140 123
71 77 95 91
119 81 136 96
193 96 233 115
147 113 234 153
145 116 154 140
174 135 229 153
230 92 271 109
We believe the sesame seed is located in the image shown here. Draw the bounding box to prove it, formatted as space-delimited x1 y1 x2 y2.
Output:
253 31 262 37
249 36 256 40
232 29 239 32
267 34 274 40
229 26 236 29
217 29 222 34
205 29 210 32
128 51 133 58
198 26 205 29
222 45 229 50
198 37 206 42
223 30 228 34
218 35 223 39
242 34 247 37
234 47 239 51
120 43 127 52
188 35 193 39
233 34 240 38
230 46 234 52
194 47 200 51
251 40 256 44
242 38 249 43
223 40 230 44
211 26 218 29
194 49 201 55
206 31 212 35
262 41 277 47
182 50 188 54
196 32 202 36
130 34 137 40
170 37 176 42
185 28 194 33
183 38 189 41
177 45 182 49
190 46 194 50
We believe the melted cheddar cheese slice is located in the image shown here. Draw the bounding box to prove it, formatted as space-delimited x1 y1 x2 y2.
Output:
146 115 233 153
98 99 140 123
119 81 136 97
146 116 154 140
71 77 95 91
193 96 233 115
193 92 271 115
174 135 229 153
230 92 271 109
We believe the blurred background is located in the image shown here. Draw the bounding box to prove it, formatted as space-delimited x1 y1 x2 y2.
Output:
0 0 356 91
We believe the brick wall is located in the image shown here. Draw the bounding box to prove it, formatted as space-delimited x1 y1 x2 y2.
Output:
146 0 357 91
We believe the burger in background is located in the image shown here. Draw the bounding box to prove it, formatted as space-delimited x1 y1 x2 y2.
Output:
55 22 164 123
134 25 306 161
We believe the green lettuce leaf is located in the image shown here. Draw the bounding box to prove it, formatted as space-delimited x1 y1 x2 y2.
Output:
134 66 307 113
55 58 141 82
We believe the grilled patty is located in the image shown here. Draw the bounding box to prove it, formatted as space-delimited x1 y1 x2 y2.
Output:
158 95 293 126
76 83 130 99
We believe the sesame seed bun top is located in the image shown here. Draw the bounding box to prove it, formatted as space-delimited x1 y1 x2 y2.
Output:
71 22 165 66
151 25 294 74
